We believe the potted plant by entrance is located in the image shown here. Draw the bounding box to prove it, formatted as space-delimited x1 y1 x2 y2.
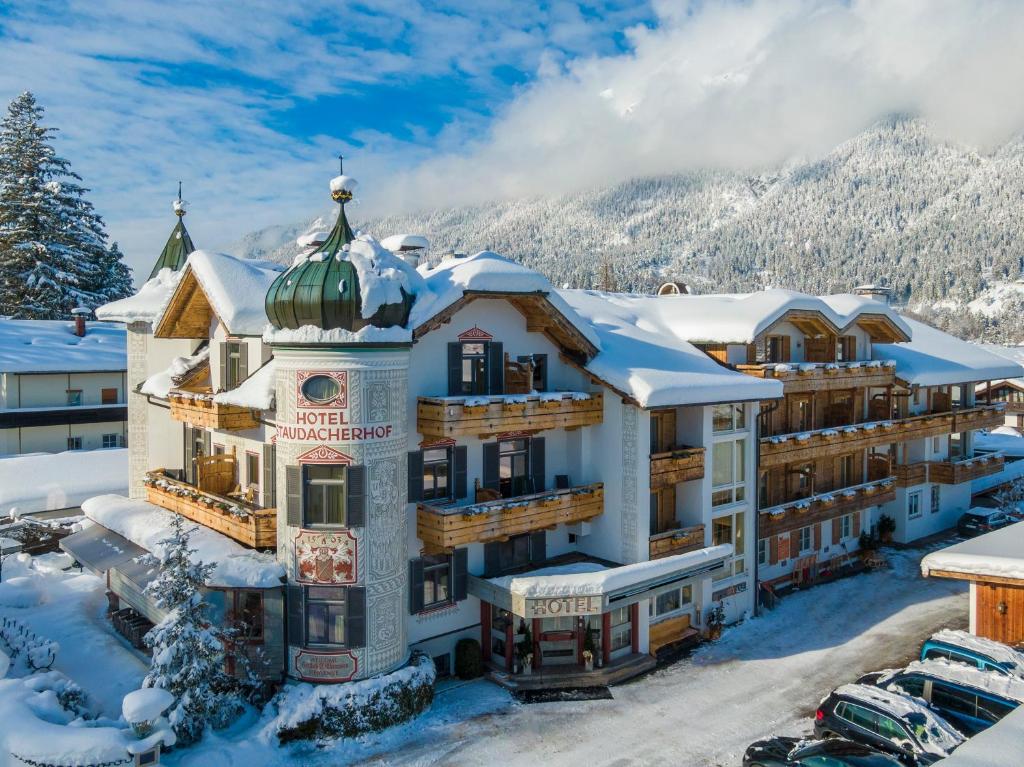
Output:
517 625 533 675
877 514 896 544
583 623 598 671
705 602 726 641
582 650 594 672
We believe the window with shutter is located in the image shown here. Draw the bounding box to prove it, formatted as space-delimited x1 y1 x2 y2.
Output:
346 587 366 648
407 451 424 503
453 548 468 602
482 443 500 493
285 466 302 527
487 342 504 394
530 437 545 494
287 584 305 647
262 444 276 508
454 446 468 500
409 559 426 614
529 530 546 564
346 465 366 527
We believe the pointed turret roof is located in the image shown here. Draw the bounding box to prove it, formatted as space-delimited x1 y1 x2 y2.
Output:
147 185 196 280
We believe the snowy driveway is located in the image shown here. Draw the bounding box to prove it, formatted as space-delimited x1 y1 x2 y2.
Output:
379 544 967 767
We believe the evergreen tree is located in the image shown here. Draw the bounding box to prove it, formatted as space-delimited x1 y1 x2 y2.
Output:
93 241 134 304
143 514 242 745
0 91 132 319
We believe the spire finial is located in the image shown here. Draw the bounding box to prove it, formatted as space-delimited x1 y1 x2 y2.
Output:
339 154 344 175
173 181 187 217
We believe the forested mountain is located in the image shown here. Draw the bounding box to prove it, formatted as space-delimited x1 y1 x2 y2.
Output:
231 117 1024 342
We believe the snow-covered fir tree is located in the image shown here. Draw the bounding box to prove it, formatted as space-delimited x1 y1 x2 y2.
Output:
143 513 242 745
0 91 133 319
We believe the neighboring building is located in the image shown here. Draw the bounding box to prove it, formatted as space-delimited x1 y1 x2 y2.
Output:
0 316 127 455
922 523 1024 646
0 448 127 517
68 172 1023 692
978 345 1024 430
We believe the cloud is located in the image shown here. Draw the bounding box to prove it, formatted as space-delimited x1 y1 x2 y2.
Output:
380 0 1024 212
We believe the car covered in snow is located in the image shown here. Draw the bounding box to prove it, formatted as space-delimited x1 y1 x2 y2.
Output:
858 658 1024 735
920 629 1024 679
743 736 905 766
956 507 1011 538
813 684 964 765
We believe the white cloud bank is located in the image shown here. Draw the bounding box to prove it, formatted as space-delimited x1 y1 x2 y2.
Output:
380 0 1024 211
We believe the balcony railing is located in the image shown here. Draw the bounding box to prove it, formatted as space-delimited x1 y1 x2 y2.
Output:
650 446 705 490
736 359 897 393
168 390 261 431
759 477 896 537
417 482 603 553
928 454 1005 485
649 524 705 561
416 391 603 440
144 469 276 549
758 405 1006 468
894 462 928 487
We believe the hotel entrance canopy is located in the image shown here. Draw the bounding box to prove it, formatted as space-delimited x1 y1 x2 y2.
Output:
469 544 733 619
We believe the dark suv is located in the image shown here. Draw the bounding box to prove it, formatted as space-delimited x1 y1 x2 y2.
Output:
956 508 1010 537
814 684 964 765
744 736 905 766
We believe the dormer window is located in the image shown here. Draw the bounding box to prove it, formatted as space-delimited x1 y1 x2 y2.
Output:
222 340 248 390
758 335 790 364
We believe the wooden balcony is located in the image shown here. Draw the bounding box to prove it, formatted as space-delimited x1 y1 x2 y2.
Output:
417 483 603 553
650 447 705 490
894 462 928 488
928 454 1005 485
758 405 1005 469
417 391 603 440
759 478 896 537
144 470 276 549
168 390 261 430
649 524 705 561
736 360 897 393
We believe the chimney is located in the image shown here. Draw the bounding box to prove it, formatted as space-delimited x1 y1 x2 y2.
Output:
852 284 893 305
71 307 91 337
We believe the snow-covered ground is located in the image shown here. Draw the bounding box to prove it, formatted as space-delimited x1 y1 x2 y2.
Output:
0 541 971 766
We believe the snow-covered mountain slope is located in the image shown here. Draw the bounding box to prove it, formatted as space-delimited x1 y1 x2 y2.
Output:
229 117 1024 341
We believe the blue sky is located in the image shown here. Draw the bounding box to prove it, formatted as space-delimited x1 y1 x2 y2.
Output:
2 1 1024 281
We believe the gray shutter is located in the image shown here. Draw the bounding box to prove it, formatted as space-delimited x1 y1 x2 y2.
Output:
346 465 366 527
286 466 302 527
447 343 462 396
347 587 366 648
262 443 276 508
287 584 305 647
183 426 194 483
453 548 468 602
407 451 423 503
483 542 501 577
408 558 425 614
487 342 504 394
529 531 546 564
237 343 248 384
530 437 545 494
218 342 228 390
482 443 500 492
454 445 468 500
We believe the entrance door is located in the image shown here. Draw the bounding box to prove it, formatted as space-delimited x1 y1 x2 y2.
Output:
538 616 578 666
976 583 1024 645
490 605 514 670
498 439 530 498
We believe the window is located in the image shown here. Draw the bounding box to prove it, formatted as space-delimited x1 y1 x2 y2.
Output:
306 586 346 646
908 491 922 520
712 438 746 507
67 436 83 450
301 375 340 404
498 439 530 498
101 388 118 405
460 342 489 395
931 684 977 718
422 447 452 501
213 444 225 455
798 525 812 554
422 554 451 609
893 675 925 698
649 585 692 618
713 511 746 580
757 537 767 566
875 713 909 743
765 335 787 363
793 397 813 432
224 341 246 389
496 533 534 572
609 606 632 655
837 701 876 731
230 590 264 640
976 695 1015 722
101 433 119 449
245 452 260 492
66 389 82 406
840 514 853 540
712 403 745 433
838 454 856 487
932 436 942 453
837 335 857 361
930 485 941 515
304 465 347 526
518 354 548 392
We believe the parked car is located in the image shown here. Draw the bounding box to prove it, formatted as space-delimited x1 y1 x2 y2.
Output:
743 736 906 766
920 629 1024 679
956 507 1011 538
859 658 1024 735
814 684 964 765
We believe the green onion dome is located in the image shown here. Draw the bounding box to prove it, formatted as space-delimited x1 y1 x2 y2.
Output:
265 175 415 331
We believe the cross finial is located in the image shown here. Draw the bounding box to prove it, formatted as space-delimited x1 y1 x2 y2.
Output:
177 180 182 201
338 154 344 174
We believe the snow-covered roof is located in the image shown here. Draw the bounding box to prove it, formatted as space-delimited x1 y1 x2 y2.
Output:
830 683 963 754
937 700 1024 766
0 318 125 373
410 251 601 352
560 290 783 407
922 522 1024 581
80 494 284 589
186 251 284 336
976 428 1024 458
487 544 733 598
96 267 182 325
0 449 128 515
883 658 1024 702
381 233 428 251
213 360 276 410
140 346 209 399
874 316 1024 387
629 288 911 345
978 344 1024 389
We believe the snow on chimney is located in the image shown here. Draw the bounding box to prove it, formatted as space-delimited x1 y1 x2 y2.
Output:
71 307 91 337
853 284 893 304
